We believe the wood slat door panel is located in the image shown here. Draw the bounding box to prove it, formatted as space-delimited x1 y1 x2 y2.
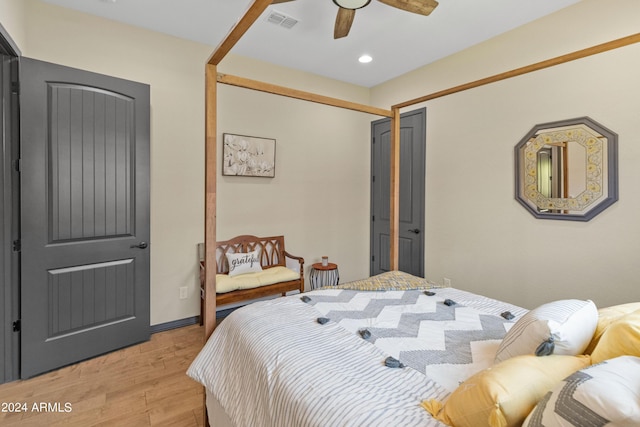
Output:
48 84 134 242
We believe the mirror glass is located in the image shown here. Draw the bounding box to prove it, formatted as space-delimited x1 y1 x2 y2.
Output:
515 117 618 221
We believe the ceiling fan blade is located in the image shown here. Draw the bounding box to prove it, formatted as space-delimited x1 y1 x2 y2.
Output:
271 0 295 4
334 8 356 39
377 0 438 16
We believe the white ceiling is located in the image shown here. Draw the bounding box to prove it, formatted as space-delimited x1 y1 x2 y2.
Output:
40 0 581 87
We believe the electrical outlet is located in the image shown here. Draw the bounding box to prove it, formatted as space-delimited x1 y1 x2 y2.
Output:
443 277 452 287
179 286 188 299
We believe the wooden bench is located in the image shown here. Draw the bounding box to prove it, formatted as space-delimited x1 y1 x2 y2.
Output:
199 235 304 319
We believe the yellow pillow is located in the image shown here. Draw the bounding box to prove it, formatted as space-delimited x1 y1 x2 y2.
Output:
584 302 640 354
590 309 640 364
422 354 591 427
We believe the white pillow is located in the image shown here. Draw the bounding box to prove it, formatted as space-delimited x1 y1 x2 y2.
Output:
226 250 262 277
495 299 597 363
523 356 640 426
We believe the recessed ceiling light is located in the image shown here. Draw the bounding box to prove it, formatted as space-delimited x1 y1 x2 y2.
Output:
358 54 373 63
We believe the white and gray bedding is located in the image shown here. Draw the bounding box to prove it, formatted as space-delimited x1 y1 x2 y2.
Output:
188 272 527 427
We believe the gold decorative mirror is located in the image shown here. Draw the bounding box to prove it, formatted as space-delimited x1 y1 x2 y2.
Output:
515 117 618 221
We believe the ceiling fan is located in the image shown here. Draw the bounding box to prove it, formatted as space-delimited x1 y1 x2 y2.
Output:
271 0 439 39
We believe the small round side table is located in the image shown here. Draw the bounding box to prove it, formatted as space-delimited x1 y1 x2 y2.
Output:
309 262 340 290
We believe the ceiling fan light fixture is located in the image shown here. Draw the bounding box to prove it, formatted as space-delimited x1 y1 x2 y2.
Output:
332 0 371 10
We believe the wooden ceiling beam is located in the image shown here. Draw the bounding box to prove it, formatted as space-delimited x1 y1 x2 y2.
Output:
207 0 274 65
218 72 394 117
393 32 640 110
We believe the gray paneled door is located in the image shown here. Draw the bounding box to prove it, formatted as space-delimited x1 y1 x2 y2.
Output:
19 58 150 378
371 108 425 277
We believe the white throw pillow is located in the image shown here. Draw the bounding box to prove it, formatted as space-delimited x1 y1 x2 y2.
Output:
523 356 640 426
495 299 597 363
226 250 262 277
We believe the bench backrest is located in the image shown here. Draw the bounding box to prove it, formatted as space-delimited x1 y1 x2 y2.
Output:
213 235 287 274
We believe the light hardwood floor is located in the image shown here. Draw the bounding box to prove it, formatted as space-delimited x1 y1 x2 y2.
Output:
0 324 205 426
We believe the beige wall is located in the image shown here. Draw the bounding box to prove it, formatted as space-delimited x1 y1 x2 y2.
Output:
0 0 26 51
4 0 640 326
17 0 212 325
216 56 374 288
8 0 372 325
371 0 640 309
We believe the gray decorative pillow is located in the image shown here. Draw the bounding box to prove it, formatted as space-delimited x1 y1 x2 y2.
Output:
523 355 640 426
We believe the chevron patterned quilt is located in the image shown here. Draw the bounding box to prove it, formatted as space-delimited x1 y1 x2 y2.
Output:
188 272 527 427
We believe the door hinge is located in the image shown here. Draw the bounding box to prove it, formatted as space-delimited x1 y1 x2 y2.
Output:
13 159 21 172
372 215 375 221
12 239 21 252
11 81 19 94
371 255 375 262
372 175 375 182
13 320 20 332
372 137 375 145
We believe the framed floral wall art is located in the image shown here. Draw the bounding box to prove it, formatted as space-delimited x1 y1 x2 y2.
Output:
222 133 276 178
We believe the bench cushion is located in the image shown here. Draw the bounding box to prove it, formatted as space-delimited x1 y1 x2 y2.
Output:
216 266 300 294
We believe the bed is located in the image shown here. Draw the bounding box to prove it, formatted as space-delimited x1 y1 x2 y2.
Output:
188 271 640 427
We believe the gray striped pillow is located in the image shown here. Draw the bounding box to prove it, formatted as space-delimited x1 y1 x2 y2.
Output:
523 356 640 426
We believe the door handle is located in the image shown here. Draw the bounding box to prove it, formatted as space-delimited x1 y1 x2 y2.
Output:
408 229 420 234
130 242 148 249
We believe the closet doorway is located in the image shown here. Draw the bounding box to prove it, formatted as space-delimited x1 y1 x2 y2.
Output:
370 108 426 277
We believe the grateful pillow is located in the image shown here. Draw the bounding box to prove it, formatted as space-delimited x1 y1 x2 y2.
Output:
523 356 640 427
495 299 597 363
422 354 591 427
590 308 640 364
226 250 262 277
584 302 640 354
